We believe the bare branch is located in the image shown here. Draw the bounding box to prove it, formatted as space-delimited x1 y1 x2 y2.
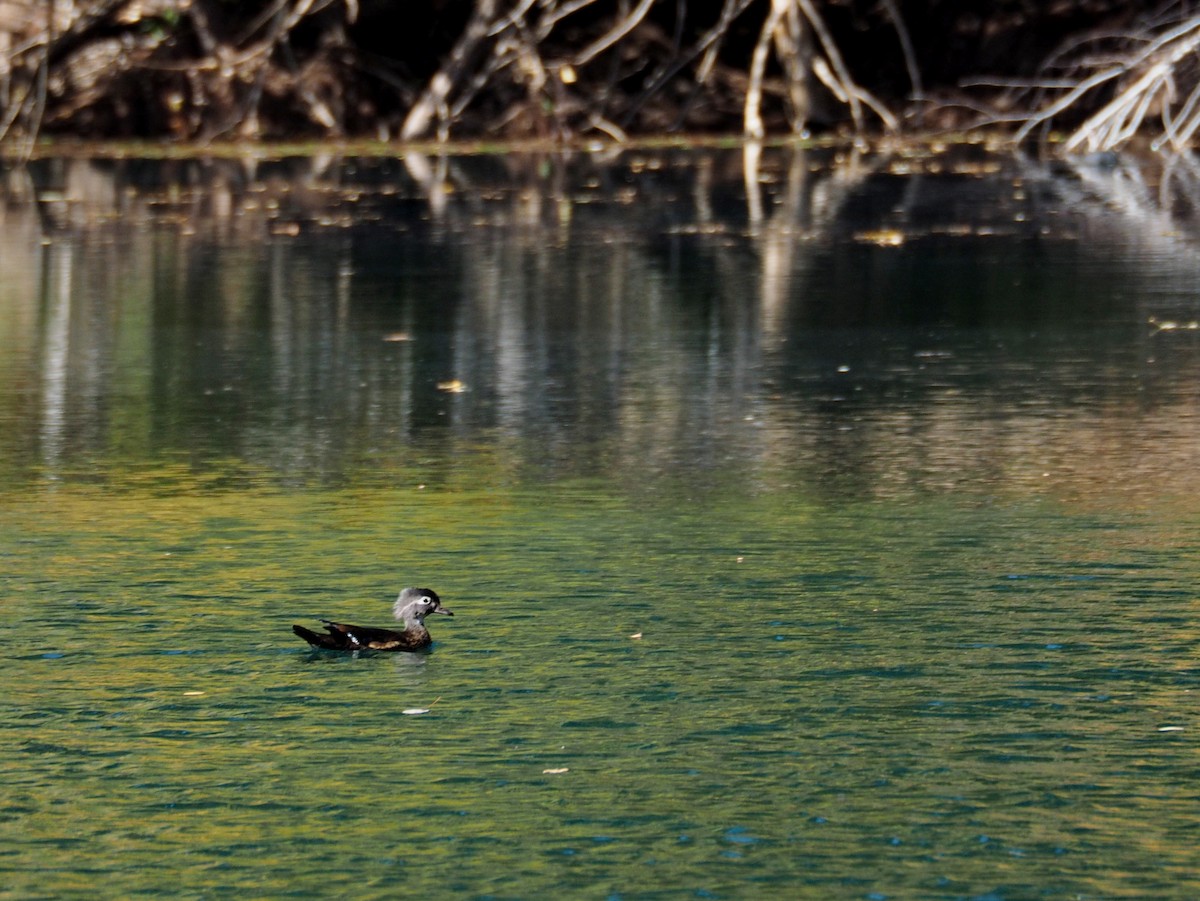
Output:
1063 18 1200 152
743 0 785 139
572 0 656 68
881 0 922 101
402 0 500 140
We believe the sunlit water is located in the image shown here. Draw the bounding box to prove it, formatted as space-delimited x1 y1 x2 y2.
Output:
2 149 1200 898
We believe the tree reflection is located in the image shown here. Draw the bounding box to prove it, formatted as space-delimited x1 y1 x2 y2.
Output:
3 148 1200 501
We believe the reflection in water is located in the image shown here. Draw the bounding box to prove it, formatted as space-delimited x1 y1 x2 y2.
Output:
39 243 71 467
5 150 1200 899
1 148 1200 503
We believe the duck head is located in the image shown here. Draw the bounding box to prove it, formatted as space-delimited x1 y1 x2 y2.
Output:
393 587 453 625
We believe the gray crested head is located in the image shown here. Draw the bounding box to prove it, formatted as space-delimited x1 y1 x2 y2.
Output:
392 587 453 625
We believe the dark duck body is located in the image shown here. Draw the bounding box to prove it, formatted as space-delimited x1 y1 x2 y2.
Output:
293 587 453 652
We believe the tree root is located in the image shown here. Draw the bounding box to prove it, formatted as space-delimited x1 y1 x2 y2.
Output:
970 4 1200 154
0 0 916 146
8 1 1195 153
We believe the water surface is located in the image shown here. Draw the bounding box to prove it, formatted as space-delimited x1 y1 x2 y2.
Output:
2 149 1200 899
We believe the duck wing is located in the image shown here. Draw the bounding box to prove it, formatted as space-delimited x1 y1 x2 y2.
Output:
300 619 432 652
293 623 357 650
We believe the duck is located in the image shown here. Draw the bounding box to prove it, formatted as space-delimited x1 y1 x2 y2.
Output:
293 587 453 652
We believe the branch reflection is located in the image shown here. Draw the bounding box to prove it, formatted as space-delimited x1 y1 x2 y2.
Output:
2 148 1200 501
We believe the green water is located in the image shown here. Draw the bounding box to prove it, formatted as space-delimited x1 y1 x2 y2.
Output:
3 151 1200 898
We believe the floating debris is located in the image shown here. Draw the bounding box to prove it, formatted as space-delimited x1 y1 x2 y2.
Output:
543 768 570 774
629 632 643 640
1149 317 1200 332
1158 726 1184 732
437 379 468 393
853 229 905 247
403 696 441 716
382 332 412 342
183 691 205 697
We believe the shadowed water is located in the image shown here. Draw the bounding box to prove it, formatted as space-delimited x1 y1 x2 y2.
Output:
2 149 1200 899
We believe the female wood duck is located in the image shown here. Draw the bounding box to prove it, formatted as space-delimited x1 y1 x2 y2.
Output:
293 587 453 651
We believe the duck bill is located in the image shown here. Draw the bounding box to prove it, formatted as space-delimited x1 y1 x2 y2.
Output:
433 607 454 616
